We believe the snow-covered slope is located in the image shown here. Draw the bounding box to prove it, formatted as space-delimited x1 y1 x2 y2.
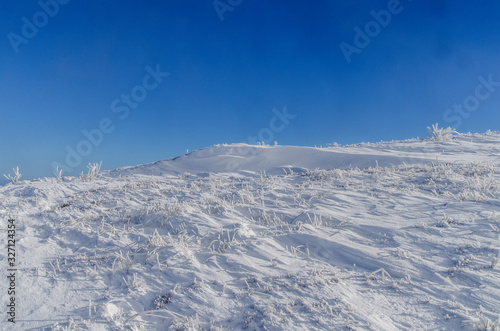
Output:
107 132 500 178
1 132 499 330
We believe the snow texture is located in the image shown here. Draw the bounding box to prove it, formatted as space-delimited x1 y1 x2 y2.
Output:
1 131 499 330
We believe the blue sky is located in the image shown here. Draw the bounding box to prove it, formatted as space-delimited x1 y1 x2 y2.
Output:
1 0 500 183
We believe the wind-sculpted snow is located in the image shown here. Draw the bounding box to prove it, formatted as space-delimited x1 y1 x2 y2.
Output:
102 132 500 181
106 143 436 178
0 132 499 330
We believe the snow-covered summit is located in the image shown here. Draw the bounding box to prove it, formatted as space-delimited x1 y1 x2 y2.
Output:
107 131 500 178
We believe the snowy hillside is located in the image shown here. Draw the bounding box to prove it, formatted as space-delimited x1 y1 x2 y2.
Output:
1 132 500 330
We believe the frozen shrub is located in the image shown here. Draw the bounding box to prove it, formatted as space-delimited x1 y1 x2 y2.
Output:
53 166 63 181
3 166 21 183
427 123 458 141
81 162 102 182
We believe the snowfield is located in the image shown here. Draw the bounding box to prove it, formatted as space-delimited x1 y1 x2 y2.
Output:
1 131 500 330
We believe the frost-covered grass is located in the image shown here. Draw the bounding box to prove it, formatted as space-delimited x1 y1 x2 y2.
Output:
3 166 21 183
1 131 499 330
428 123 458 141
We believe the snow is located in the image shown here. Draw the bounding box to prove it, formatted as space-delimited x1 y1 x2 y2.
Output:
1 132 499 330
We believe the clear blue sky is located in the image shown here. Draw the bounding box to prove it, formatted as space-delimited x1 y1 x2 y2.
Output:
1 0 500 183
